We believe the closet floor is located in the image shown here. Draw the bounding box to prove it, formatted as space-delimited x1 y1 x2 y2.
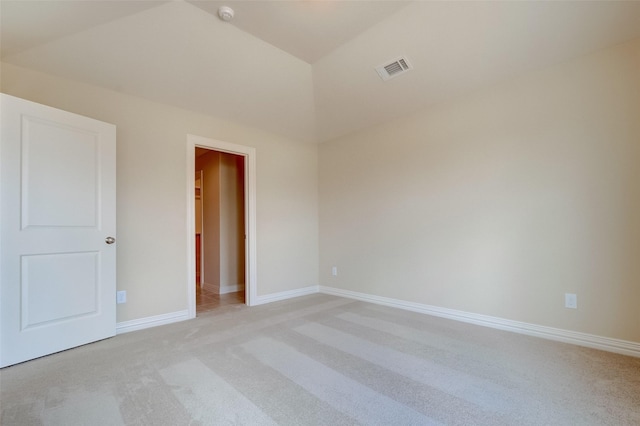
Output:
195 286 245 314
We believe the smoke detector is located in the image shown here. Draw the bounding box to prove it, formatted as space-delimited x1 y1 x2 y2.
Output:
218 6 234 22
375 57 412 81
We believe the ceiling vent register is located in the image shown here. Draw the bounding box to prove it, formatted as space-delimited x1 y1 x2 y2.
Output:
375 57 412 81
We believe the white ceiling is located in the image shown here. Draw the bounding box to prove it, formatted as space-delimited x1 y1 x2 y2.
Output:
0 1 170 57
187 1 411 63
2 1 640 143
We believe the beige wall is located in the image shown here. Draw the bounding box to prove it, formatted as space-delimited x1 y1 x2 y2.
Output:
1 62 319 322
319 39 640 342
219 153 245 291
196 151 221 292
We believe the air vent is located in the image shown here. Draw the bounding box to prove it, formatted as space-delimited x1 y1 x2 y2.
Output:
375 57 412 81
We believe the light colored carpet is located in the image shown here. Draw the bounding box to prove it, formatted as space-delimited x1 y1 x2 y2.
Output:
1 294 639 425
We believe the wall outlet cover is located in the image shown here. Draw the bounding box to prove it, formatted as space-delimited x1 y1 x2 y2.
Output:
565 293 577 309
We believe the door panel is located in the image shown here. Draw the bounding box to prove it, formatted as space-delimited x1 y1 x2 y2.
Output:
22 116 99 227
1 94 116 367
21 252 99 328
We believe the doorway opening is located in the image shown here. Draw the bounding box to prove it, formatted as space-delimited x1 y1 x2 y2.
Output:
186 134 257 319
195 148 245 313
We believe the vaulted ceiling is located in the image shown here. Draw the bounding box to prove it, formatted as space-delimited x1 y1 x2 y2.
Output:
2 1 640 143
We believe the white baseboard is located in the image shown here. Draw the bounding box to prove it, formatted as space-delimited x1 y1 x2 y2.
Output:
202 282 243 295
220 284 243 295
252 285 319 306
116 310 190 335
320 286 640 358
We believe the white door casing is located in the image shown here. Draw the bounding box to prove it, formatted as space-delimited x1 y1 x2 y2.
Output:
0 94 116 368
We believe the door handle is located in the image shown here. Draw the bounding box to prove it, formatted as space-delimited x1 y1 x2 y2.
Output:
105 236 116 244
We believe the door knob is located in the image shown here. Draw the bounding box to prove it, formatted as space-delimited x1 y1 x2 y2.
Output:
105 236 116 244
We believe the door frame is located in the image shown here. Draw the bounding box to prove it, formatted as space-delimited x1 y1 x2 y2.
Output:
186 134 257 318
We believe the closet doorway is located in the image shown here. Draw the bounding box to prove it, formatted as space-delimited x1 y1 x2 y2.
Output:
187 134 257 318
194 147 245 313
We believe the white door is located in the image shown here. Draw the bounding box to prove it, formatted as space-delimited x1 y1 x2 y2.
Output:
0 94 116 368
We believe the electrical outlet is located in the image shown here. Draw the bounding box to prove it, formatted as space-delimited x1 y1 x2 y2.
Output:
332 266 338 276
565 293 577 309
117 291 127 304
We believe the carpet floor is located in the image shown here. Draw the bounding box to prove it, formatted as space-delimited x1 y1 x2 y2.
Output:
1 294 639 425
